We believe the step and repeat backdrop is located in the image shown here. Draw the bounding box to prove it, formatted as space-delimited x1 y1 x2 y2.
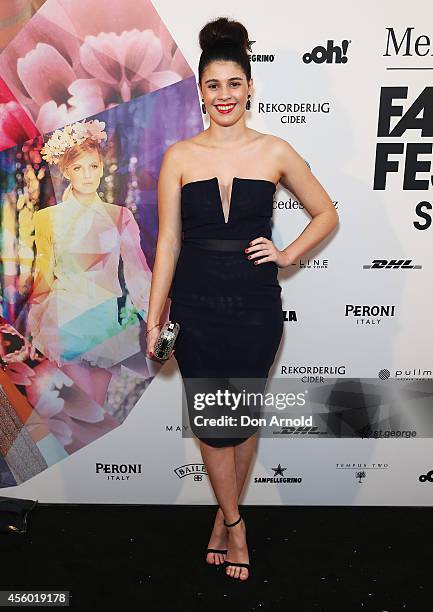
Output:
0 0 432 504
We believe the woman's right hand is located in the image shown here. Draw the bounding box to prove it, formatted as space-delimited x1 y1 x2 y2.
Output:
146 325 175 361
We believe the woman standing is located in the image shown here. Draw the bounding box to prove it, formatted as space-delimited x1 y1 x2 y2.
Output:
147 17 338 581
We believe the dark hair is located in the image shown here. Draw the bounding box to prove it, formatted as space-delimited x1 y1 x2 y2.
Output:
198 17 252 83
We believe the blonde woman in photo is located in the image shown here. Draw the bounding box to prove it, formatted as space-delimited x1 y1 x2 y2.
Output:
29 121 152 406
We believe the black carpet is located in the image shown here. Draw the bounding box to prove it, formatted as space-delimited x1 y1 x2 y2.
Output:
1 504 431 611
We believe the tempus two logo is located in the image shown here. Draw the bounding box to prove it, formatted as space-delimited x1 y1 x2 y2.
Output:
303 40 351 64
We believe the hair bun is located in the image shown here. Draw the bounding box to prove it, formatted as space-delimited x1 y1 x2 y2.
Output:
199 17 250 53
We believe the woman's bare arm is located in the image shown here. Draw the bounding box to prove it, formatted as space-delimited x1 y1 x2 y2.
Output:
147 143 184 328
273 137 339 265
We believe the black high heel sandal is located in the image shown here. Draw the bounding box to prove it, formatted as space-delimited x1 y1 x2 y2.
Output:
206 547 228 557
222 515 250 579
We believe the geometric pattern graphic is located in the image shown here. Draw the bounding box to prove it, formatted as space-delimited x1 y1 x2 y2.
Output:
28 191 152 367
0 0 202 487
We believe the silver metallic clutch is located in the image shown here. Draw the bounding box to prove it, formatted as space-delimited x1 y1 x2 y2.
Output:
153 321 180 360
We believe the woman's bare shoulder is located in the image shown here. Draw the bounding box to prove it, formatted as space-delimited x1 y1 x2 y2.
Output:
164 133 205 157
161 136 205 184
255 132 297 153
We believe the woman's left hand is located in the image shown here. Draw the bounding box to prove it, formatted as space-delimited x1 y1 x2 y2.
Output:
245 237 291 268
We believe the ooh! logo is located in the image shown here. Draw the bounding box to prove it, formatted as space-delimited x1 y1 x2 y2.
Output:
419 470 433 483
303 40 350 64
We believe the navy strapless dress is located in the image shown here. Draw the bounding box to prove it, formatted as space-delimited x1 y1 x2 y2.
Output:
169 177 283 447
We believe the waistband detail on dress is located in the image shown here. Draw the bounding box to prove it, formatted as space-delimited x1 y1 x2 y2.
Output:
182 238 250 251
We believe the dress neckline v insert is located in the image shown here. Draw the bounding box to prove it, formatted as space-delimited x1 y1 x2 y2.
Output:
181 176 277 225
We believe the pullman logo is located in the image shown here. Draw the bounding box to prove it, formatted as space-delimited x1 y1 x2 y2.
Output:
378 369 391 380
173 463 208 481
95 462 143 481
363 259 422 270
378 367 432 380
303 40 350 64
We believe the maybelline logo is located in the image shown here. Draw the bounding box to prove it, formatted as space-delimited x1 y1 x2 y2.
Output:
378 368 432 380
95 462 142 481
302 39 350 64
283 310 297 322
248 40 274 62
363 259 422 270
288 259 328 269
336 462 389 484
166 424 189 433
173 463 208 480
345 304 396 325
254 463 303 484
419 470 433 483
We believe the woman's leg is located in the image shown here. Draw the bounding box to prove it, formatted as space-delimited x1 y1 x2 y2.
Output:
205 435 257 566
234 434 258 494
201 435 256 580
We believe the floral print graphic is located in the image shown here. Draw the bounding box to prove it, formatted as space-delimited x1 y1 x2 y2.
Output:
0 0 193 137
0 0 202 486
0 79 40 151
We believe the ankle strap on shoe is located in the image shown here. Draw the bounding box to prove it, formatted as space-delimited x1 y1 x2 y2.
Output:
224 515 242 528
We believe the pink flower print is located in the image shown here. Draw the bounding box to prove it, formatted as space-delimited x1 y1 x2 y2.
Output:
84 119 107 141
26 360 73 416
0 100 40 151
0 0 193 133
15 42 87 131
17 42 77 107
70 29 182 108
25 359 109 448
0 320 39 367
4 361 35 386
32 100 79 133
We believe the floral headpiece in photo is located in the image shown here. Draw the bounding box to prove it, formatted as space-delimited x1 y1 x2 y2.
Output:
40 119 108 165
